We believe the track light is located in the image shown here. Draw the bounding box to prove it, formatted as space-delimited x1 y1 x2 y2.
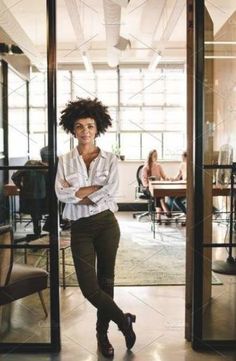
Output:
81 52 94 73
10 44 23 54
114 36 131 51
111 0 130 6
0 43 9 54
148 51 162 71
0 43 23 55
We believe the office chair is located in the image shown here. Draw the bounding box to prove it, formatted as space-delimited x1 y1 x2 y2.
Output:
0 225 48 319
11 161 49 238
133 165 155 220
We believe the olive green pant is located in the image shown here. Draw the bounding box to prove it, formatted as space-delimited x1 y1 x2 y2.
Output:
71 209 124 332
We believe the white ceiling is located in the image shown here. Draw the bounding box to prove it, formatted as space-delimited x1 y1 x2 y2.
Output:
1 0 236 70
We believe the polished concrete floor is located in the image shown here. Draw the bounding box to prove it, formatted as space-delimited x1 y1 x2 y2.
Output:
1 213 236 360
1 286 236 360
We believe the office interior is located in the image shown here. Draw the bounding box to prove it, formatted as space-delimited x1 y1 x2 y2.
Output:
0 0 236 358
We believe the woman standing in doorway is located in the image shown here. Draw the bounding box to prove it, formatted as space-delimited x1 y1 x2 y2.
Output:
55 98 136 358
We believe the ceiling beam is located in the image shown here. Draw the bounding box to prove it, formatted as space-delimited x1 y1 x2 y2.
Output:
103 0 121 67
160 0 185 42
140 0 166 34
64 0 93 72
148 0 185 70
0 0 45 70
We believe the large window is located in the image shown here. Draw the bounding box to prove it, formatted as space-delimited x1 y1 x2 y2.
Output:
8 68 27 158
28 66 186 160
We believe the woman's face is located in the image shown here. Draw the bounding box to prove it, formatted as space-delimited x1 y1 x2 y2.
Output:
74 117 97 145
152 151 157 162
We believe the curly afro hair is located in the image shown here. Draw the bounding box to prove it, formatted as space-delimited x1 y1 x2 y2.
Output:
59 97 112 136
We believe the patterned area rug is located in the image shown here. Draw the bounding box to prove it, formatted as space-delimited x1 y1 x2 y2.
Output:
52 219 222 286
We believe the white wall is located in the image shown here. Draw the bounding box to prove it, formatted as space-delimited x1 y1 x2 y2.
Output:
117 160 180 203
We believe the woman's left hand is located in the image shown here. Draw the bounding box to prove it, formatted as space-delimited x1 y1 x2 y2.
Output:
61 179 71 188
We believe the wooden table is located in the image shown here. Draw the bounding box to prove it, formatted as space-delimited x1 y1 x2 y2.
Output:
3 183 19 196
148 180 231 238
149 180 231 198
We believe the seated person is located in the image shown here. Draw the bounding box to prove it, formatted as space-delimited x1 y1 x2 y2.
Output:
170 151 187 214
141 149 171 222
12 150 49 239
40 146 71 232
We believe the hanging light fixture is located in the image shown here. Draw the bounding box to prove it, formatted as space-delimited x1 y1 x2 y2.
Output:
148 51 162 71
81 52 94 73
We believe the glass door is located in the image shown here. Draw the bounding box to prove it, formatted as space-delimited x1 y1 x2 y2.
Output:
0 0 60 352
192 0 236 350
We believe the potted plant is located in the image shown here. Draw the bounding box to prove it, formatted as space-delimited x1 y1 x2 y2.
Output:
112 144 125 160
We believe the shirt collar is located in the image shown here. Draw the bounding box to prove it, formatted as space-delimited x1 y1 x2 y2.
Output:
71 147 107 159
100 149 107 159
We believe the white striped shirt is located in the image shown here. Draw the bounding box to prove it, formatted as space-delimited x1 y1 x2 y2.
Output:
55 147 119 220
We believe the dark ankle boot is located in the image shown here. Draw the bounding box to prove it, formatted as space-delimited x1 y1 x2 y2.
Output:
119 313 136 349
97 332 114 358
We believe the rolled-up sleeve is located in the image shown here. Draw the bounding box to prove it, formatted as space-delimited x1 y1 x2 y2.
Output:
88 155 118 205
55 157 81 204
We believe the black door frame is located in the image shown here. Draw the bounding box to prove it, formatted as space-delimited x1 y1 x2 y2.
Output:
0 0 60 353
192 0 236 350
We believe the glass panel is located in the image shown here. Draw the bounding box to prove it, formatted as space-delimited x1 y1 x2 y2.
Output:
166 108 185 123
57 132 72 155
119 67 186 159
120 69 142 106
163 132 185 160
29 110 47 160
57 70 71 107
57 66 186 160
201 1 236 343
203 248 236 340
108 108 117 131
72 70 96 99
142 133 162 160
96 133 117 153
29 72 46 107
142 108 165 130
143 93 164 106
29 133 46 159
8 69 27 159
120 133 140 160
0 0 53 346
0 167 50 343
120 107 142 131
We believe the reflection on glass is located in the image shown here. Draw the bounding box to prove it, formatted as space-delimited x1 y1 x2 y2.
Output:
8 69 27 159
120 133 140 160
0 0 52 345
0 224 50 343
202 1 236 343
203 250 236 340
96 133 117 153
142 132 162 159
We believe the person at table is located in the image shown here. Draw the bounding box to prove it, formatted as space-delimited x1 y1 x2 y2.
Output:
141 149 171 221
171 150 187 214
11 151 48 239
55 97 136 358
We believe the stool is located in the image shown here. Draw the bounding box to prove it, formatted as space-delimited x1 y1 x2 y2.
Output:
24 237 71 289
60 239 71 289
